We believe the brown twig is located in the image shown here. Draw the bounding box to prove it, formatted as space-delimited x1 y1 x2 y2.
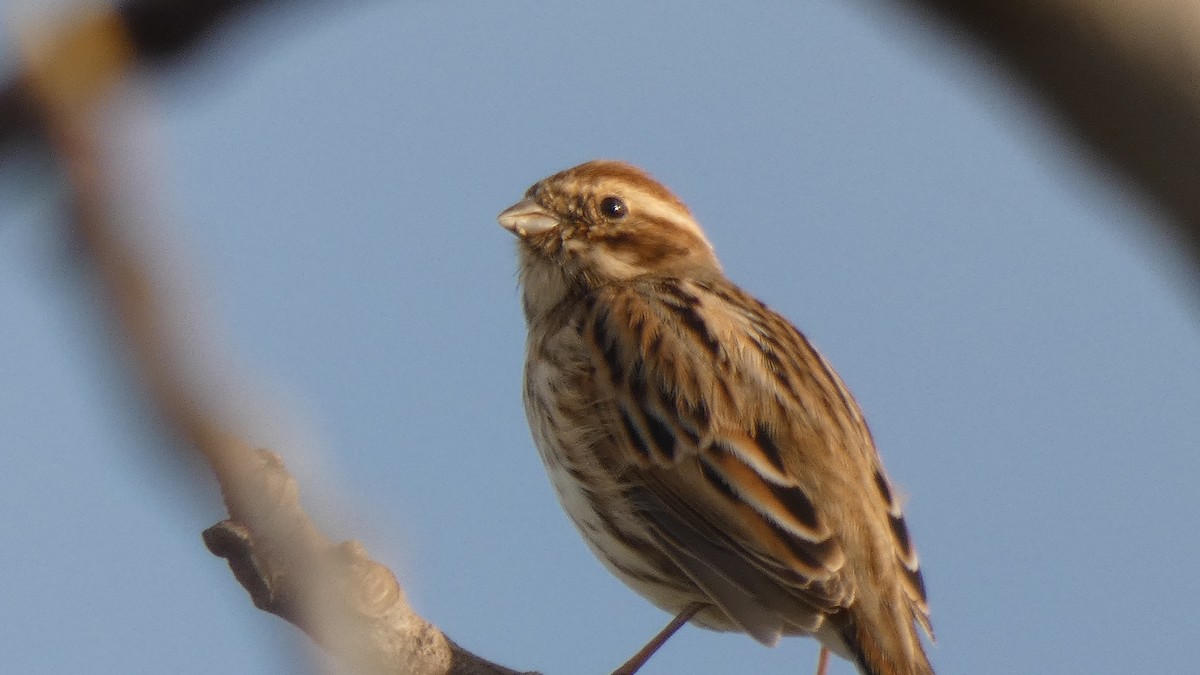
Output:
12 0 1200 671
16 5 532 675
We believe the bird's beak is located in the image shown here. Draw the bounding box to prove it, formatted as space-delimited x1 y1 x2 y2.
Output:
498 199 560 237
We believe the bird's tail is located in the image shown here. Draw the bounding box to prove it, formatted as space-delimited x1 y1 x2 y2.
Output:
836 608 934 675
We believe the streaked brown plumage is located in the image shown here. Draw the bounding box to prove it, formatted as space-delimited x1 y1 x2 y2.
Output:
498 160 933 674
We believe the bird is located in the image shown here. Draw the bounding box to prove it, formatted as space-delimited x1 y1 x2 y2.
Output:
497 160 933 675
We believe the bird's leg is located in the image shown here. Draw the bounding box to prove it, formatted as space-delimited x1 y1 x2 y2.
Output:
610 603 705 675
815 646 830 675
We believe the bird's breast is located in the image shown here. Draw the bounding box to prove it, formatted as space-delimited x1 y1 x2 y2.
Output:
521 318 694 601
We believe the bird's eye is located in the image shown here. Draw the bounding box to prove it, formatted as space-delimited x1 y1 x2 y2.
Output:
599 196 627 219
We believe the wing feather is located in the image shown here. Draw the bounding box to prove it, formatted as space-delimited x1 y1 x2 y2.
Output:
585 278 860 631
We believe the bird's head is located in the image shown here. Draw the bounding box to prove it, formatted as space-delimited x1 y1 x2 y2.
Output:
498 160 720 320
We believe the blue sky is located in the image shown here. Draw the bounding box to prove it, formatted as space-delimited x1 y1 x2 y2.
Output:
2 1 1199 673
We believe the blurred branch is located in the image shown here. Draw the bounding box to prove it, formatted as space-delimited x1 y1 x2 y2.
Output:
5 1 1200 279
115 0 285 60
896 0 1200 273
16 4 532 675
2 0 287 150
7 0 1197 669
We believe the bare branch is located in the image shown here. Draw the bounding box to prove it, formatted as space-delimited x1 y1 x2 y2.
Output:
16 6 533 674
10 0 1199 671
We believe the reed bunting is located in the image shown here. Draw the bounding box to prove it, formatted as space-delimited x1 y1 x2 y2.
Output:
498 160 933 675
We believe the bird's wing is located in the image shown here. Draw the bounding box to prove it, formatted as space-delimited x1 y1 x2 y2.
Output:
582 278 878 643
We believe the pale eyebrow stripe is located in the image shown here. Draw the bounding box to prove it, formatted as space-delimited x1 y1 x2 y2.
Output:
624 185 714 253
